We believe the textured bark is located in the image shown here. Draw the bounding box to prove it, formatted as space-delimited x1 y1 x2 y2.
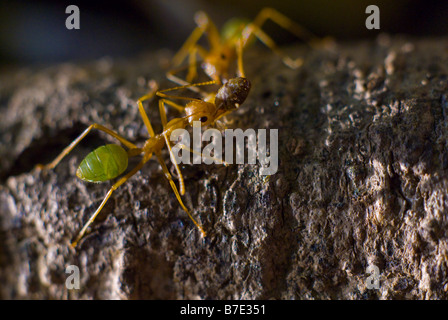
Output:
1 36 448 299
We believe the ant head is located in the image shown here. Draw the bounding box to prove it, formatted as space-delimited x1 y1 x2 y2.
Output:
214 77 251 115
185 101 216 127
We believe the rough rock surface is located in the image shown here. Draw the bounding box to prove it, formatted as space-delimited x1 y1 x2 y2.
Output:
1 36 448 299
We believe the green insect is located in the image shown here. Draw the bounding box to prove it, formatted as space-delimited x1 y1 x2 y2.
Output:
76 144 128 182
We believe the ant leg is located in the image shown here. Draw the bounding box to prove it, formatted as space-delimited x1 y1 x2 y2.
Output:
136 80 158 137
155 152 207 237
186 46 198 83
167 65 201 93
172 11 220 67
158 99 186 129
36 124 137 171
236 38 245 78
242 23 304 69
168 46 211 89
194 11 221 49
249 7 321 47
162 131 229 196
172 26 206 68
159 99 168 129
71 158 146 248
163 132 186 195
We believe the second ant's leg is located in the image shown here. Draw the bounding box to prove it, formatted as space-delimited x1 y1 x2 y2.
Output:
172 11 219 67
167 66 201 93
188 45 209 83
168 45 210 90
71 159 146 248
172 26 206 67
155 152 206 237
187 46 198 83
195 11 221 50
250 7 320 47
242 24 304 69
236 38 245 77
36 124 137 171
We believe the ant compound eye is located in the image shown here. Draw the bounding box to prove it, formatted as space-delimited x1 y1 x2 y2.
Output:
200 116 208 123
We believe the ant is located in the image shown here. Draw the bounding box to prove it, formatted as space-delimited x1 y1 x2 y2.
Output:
168 7 328 86
36 77 251 248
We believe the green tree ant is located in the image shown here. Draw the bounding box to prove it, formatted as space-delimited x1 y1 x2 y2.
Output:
36 77 251 248
168 7 329 86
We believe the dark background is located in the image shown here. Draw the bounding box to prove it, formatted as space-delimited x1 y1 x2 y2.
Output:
0 0 446 68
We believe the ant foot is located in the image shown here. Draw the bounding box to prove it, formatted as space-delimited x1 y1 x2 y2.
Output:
283 57 304 69
34 164 46 171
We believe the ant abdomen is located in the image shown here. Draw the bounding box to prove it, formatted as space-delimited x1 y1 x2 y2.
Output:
76 144 128 183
